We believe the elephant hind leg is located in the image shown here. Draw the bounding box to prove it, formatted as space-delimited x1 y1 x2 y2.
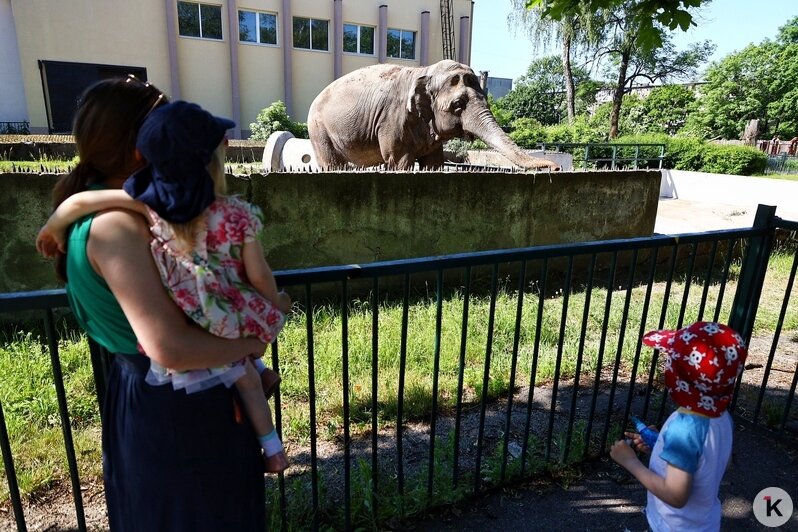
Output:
311 134 349 169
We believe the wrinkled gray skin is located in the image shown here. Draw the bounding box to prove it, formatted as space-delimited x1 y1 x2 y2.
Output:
308 60 559 170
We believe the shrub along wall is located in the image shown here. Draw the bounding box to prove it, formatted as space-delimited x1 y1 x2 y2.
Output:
0 169 660 293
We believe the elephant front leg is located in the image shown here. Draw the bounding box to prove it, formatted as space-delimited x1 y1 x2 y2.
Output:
418 148 445 170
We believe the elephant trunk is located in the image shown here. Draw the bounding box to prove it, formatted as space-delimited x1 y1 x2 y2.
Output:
462 106 559 170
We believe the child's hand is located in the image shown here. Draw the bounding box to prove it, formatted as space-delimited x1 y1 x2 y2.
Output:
35 224 66 258
624 430 654 455
276 291 292 314
610 439 640 468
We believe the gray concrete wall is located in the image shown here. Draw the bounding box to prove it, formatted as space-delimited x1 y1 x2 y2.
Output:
1 169 660 292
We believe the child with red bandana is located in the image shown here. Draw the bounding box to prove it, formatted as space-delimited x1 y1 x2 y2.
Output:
37 101 290 473
610 321 748 532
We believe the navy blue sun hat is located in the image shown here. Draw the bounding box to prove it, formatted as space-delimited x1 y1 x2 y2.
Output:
123 101 234 223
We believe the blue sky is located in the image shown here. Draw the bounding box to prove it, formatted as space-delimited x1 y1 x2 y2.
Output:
470 0 798 82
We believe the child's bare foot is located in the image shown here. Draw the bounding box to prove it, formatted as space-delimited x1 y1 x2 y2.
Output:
261 368 281 399
264 451 289 474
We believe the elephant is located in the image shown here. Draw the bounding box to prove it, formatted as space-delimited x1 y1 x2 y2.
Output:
307 60 559 171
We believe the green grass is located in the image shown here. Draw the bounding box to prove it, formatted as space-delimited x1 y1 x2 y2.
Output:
1 249 796 521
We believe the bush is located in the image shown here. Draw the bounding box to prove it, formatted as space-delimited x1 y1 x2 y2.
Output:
700 144 767 175
616 134 767 175
249 101 308 140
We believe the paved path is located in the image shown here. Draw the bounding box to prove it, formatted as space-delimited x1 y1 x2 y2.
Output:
406 424 798 531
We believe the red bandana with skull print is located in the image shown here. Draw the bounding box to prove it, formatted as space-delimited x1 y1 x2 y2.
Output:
642 322 748 417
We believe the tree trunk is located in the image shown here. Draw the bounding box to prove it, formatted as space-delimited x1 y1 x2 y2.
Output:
562 32 575 124
609 48 631 139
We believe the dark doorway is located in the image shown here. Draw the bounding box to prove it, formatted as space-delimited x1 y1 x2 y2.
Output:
38 60 148 134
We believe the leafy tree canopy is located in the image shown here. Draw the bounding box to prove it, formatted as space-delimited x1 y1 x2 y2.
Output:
497 55 596 124
525 0 710 51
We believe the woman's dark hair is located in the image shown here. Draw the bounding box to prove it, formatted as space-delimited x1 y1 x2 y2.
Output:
53 77 167 280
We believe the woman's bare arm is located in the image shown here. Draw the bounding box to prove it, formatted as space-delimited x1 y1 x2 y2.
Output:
88 209 265 369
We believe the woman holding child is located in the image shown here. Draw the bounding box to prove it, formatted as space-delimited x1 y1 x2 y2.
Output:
44 77 269 530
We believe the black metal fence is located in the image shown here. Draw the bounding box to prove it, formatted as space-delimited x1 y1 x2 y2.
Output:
0 122 30 135
1 205 797 531
766 154 798 175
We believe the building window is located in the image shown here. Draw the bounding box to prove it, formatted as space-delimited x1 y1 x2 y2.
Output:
178 2 223 40
239 10 277 45
343 23 374 55
387 28 416 60
293 17 328 51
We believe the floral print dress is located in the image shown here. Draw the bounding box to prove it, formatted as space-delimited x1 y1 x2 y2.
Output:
145 196 285 393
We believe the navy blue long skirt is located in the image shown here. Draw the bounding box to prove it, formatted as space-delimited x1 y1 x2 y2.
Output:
102 353 266 531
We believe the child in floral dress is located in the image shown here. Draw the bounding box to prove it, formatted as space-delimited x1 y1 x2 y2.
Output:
37 101 290 473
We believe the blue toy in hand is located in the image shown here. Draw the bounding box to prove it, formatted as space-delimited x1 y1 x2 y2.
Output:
628 415 659 449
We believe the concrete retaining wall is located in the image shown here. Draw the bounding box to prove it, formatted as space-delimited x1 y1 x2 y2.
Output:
1 169 660 292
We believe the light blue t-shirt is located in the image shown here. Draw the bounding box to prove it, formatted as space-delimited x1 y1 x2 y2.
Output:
646 410 733 532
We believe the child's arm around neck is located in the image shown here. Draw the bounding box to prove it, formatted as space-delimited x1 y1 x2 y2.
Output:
36 189 149 257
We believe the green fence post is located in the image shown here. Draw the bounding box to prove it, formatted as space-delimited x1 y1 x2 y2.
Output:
728 204 777 338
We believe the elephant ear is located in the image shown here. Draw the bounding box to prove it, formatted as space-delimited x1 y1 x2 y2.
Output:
406 75 431 119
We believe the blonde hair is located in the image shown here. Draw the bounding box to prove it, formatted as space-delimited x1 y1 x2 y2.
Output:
168 142 228 250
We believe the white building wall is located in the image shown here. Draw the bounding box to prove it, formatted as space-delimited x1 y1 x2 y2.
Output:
0 0 28 124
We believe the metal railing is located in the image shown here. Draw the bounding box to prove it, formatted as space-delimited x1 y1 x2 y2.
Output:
0 122 30 135
1 205 797 531
766 154 798 175
534 142 666 170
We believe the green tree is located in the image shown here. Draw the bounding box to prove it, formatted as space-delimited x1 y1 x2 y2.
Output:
498 55 595 124
640 84 697 134
509 0 602 123
249 100 308 140
596 3 713 138
525 0 712 52
689 18 798 140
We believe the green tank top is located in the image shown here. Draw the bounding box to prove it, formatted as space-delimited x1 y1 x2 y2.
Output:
65 213 139 354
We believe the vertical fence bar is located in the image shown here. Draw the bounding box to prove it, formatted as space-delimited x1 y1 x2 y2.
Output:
642 244 677 421
781 359 798 432
584 252 618 453
584 145 590 170
713 239 737 323
500 260 527 482
600 250 638 451
545 256 573 463
44 309 86 532
729 205 777 412
270 340 287 530
427 269 444 500
521 259 547 475
0 399 26 532
304 283 320 530
697 240 719 321
634 145 640 169
611 145 618 170
620 247 659 438
729 205 777 338
752 247 797 425
563 254 596 462
453 266 471 488
340 279 351 530
474 263 499 494
658 145 664 169
370 277 379 518
397 273 410 510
